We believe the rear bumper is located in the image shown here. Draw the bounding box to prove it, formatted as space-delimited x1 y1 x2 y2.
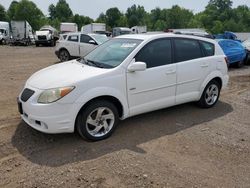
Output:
222 74 229 89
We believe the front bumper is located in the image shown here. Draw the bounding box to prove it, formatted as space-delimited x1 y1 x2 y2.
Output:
55 50 59 58
35 40 52 44
17 86 75 134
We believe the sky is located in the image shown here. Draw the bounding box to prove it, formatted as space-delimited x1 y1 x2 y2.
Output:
1 0 250 19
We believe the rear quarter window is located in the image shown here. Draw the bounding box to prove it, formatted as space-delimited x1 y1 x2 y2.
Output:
68 35 79 42
200 41 215 56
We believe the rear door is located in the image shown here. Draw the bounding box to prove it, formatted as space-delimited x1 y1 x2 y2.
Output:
79 34 97 57
65 34 79 57
174 38 213 104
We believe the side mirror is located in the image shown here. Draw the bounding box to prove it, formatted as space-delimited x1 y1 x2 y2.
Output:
89 40 97 45
128 62 146 72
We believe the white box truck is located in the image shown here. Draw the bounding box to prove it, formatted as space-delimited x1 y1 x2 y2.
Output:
60 23 78 34
10 20 34 45
0 21 10 44
131 26 147 34
81 23 106 34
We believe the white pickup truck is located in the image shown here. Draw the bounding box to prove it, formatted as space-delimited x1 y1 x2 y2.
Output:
35 25 59 47
0 21 10 45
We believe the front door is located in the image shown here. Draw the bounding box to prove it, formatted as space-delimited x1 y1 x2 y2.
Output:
126 38 177 116
80 34 97 57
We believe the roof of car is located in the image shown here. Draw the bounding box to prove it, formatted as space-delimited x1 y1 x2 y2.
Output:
116 33 217 43
64 32 105 36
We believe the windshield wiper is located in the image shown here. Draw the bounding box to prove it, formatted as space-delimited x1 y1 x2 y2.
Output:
78 57 104 68
86 59 104 68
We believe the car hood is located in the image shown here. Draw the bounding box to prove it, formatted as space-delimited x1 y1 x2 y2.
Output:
27 60 110 89
36 30 50 36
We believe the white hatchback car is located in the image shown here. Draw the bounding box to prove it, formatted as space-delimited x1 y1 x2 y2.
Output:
55 32 109 62
18 33 229 141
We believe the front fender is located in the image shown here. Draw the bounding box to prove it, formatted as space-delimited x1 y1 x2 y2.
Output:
73 87 129 119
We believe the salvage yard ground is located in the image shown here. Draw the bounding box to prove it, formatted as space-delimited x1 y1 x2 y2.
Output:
0 46 250 187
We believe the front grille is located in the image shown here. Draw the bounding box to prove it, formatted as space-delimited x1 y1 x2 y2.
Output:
21 88 35 102
38 35 46 40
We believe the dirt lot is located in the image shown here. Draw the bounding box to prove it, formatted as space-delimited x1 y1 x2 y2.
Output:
0 45 249 188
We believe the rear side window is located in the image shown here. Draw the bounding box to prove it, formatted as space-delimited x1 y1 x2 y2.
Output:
68 35 79 42
135 39 172 68
200 41 215 56
174 39 202 62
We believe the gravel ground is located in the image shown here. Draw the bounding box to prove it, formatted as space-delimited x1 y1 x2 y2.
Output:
0 45 249 188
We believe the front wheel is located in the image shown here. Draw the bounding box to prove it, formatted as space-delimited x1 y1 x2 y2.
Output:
76 100 119 141
197 80 221 108
59 49 70 62
2 39 6 45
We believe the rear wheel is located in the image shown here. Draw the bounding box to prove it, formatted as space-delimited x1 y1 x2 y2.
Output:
197 80 221 108
236 60 244 68
59 49 70 62
76 100 119 141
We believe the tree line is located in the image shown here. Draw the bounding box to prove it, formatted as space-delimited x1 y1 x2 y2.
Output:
0 0 250 33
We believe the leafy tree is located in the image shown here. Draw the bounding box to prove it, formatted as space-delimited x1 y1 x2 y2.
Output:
8 0 44 30
105 7 122 28
167 5 194 29
72 14 93 30
211 20 224 33
0 4 8 21
49 0 73 22
96 13 106 23
48 4 56 20
208 0 233 12
7 1 19 20
126 5 147 27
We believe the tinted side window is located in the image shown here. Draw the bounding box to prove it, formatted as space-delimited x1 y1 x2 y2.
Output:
135 39 172 68
80 34 92 43
174 39 202 62
200 41 215 56
68 35 79 42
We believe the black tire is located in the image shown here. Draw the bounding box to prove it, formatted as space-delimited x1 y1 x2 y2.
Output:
35 43 39 47
236 60 244 68
59 49 70 62
244 54 249 65
76 100 119 141
197 80 221 108
50 39 55 47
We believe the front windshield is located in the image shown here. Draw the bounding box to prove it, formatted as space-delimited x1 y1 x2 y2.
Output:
91 34 109 44
84 38 142 68
0 29 5 34
120 31 131 35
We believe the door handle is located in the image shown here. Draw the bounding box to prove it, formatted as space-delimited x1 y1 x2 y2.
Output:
165 70 176 74
201 64 209 68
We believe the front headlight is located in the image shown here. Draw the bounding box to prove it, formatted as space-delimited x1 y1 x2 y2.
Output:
38 86 75 104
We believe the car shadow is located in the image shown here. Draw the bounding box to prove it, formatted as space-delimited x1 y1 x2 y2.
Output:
11 101 233 167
